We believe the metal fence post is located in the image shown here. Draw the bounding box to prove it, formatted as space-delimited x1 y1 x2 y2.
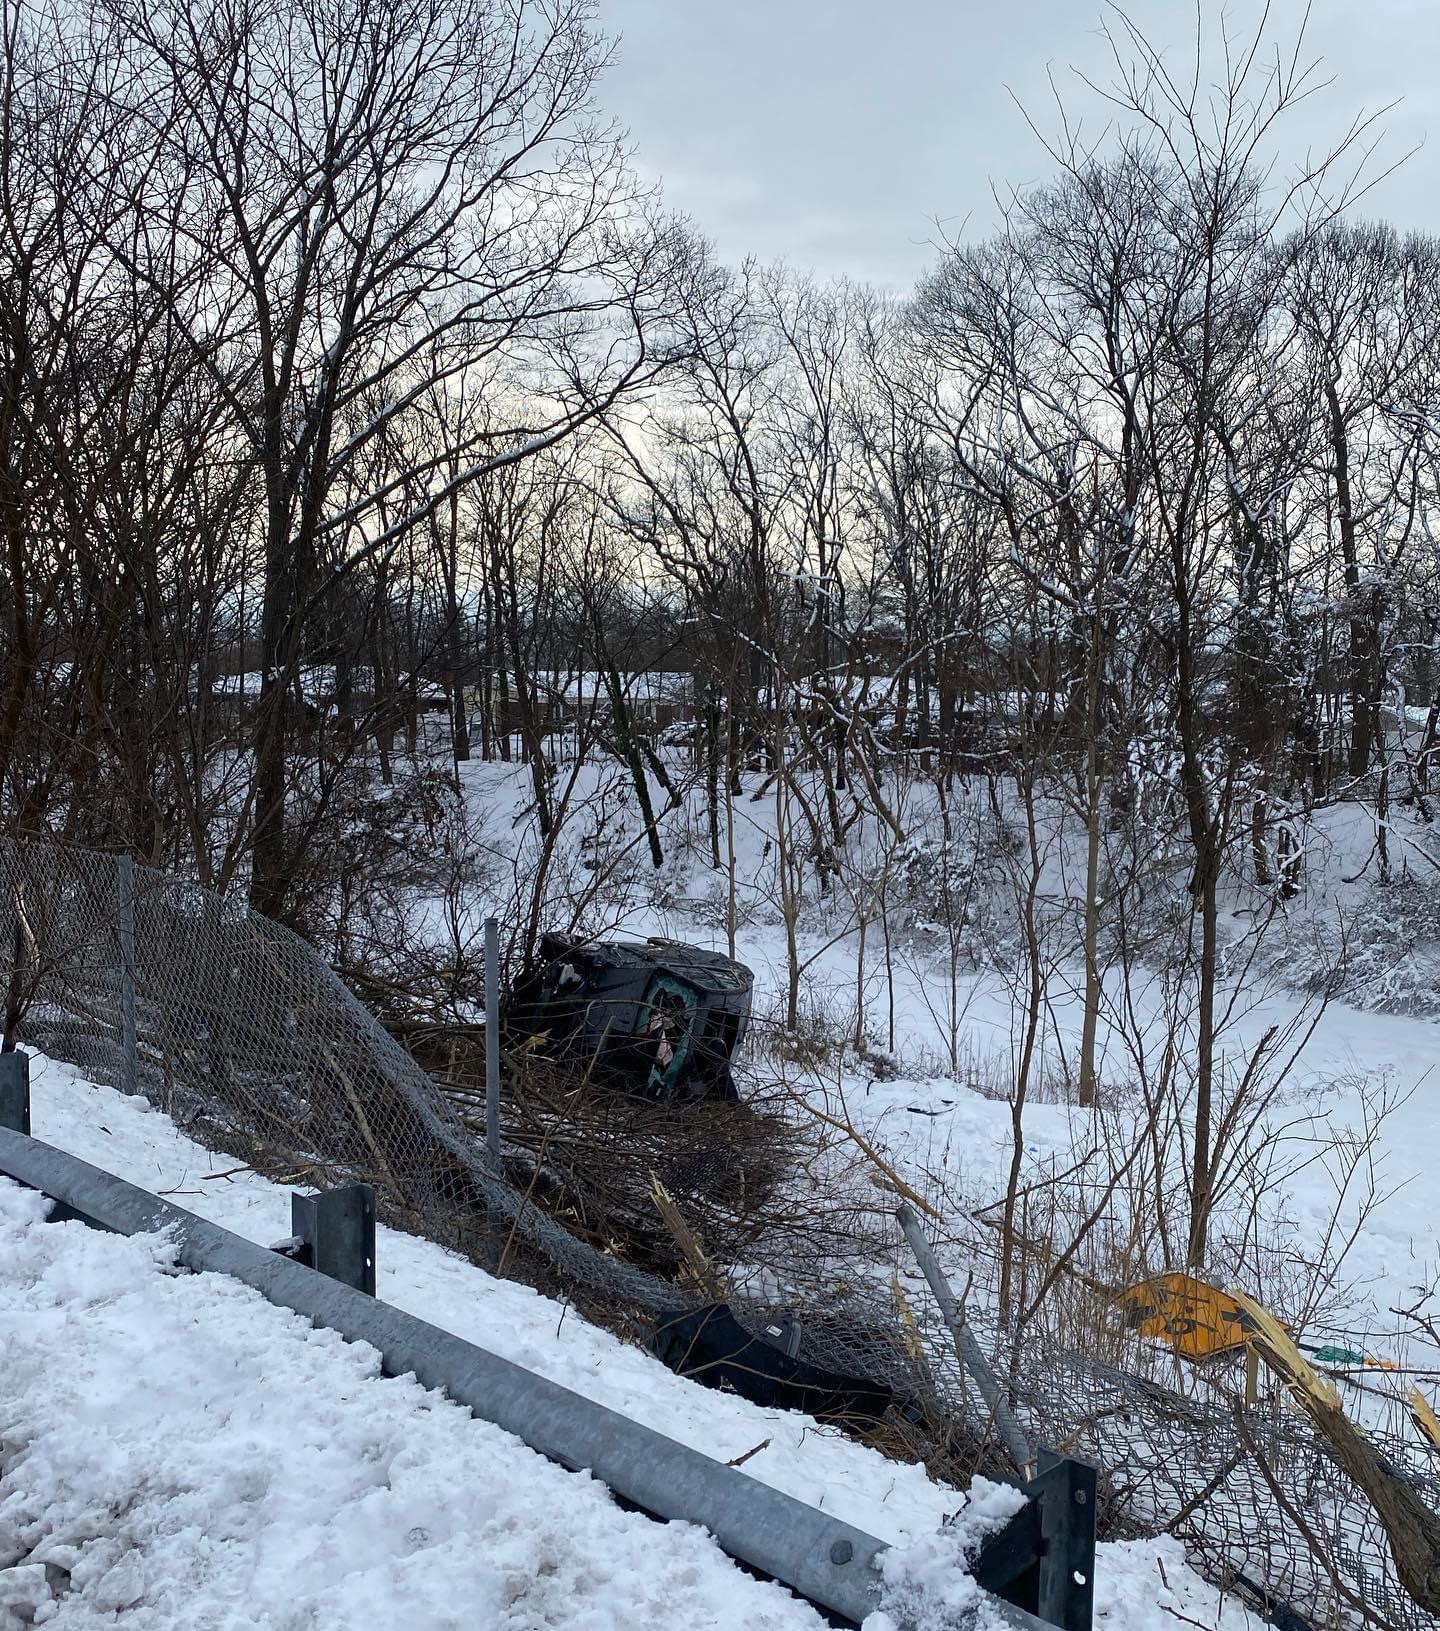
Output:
0 1049 30 1134
117 855 139 1096
896 1202 1036 1478
483 916 503 1266
484 917 501 1163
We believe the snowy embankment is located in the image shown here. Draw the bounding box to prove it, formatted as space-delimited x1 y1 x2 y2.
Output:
0 1175 825 1631
0 1057 1256 1629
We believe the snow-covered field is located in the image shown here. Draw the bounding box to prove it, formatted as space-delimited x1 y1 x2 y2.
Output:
0 1055 1258 1629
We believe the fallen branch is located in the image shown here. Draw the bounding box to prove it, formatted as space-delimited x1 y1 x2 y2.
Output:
650 1178 731 1300
1231 1288 1440 1615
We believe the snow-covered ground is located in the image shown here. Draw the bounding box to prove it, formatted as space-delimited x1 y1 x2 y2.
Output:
425 752 1440 1385
0 1174 831 1631
0 1055 1259 1629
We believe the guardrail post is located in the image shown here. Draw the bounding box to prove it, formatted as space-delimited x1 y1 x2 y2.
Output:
291 1183 376 1295
0 1049 30 1134
1032 1451 1096 1631
973 1452 1096 1631
117 855 139 1096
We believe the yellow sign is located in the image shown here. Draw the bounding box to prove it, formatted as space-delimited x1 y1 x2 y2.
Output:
1116 1272 1261 1360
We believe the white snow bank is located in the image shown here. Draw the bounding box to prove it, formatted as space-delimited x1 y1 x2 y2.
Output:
866 1481 1026 1631
0 1176 827 1631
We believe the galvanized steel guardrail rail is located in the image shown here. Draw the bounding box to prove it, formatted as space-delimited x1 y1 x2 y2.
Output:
0 1055 1067 1630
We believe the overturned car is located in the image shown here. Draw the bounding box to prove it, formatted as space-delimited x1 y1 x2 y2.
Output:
504 933 753 1103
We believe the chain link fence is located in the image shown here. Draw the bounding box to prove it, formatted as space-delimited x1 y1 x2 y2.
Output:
2 833 1437 1631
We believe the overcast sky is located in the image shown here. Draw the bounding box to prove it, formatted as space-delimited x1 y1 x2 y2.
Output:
597 0 1437 292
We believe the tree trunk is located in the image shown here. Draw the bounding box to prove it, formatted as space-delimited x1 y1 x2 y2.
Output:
1326 381 1378 779
249 485 294 920
705 684 722 870
1077 587 1105 1111
605 661 663 869
1186 861 1220 1269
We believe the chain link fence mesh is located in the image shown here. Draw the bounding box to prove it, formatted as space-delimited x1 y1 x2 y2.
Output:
2 832 1438 1631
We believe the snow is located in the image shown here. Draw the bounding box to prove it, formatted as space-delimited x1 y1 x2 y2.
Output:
18 722 1440 1629
208 667 447 705
0 1177 824 1631
865 1483 1027 1631
867 1513 1260 1631
0 1055 1261 1628
530 670 694 708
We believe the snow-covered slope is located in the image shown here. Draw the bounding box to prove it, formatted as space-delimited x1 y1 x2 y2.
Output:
0 1055 1259 1629
0 1176 831 1630
439 756 1440 1375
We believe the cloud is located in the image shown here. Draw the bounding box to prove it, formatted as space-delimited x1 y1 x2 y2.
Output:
599 0 1437 289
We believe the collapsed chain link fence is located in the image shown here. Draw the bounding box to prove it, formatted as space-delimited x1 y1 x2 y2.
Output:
2 832 1437 1631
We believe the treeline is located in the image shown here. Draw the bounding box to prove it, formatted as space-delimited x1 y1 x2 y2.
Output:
4 0 1439 950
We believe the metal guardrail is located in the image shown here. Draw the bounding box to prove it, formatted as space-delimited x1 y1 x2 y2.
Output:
0 1055 1061 1630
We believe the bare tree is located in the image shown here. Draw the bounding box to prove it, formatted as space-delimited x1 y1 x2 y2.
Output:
98 0 681 918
